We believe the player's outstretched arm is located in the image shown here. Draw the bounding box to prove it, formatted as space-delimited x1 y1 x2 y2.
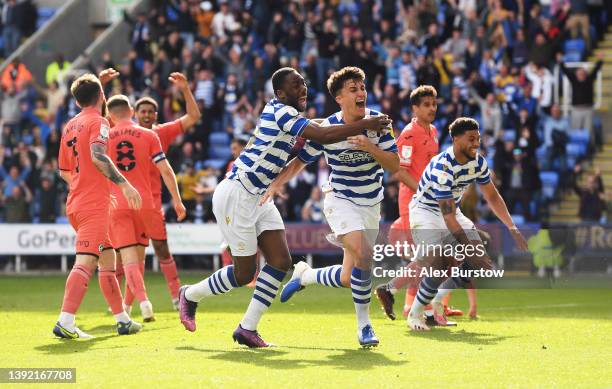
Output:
170 72 201 130
438 198 472 246
90 143 142 210
259 157 308 205
301 115 392 144
480 181 528 250
156 159 187 221
348 135 399 173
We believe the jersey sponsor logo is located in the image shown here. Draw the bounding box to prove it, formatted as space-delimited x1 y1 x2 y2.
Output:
337 150 373 163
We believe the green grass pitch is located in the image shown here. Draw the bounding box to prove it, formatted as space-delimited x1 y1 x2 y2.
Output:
0 273 611 388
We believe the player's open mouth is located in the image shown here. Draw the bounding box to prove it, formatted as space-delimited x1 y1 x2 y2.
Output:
356 100 365 108
299 96 307 105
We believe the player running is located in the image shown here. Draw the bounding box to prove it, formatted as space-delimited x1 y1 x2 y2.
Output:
54 73 142 339
407 117 527 331
106 95 187 322
178 67 391 348
113 72 200 312
263 67 399 347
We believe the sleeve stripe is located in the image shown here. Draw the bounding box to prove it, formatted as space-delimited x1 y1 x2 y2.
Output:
152 152 166 163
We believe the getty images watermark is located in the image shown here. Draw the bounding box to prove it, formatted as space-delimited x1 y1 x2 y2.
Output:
371 240 505 279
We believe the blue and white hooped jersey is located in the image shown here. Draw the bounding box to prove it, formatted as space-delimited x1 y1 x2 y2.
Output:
227 99 310 194
412 146 491 213
297 109 397 207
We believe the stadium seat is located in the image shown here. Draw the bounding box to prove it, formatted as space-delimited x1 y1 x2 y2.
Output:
566 143 582 166
503 130 516 143
36 7 57 30
540 171 559 200
209 147 232 160
209 132 230 147
511 214 525 226
569 129 589 144
203 159 227 170
536 145 547 161
563 39 585 62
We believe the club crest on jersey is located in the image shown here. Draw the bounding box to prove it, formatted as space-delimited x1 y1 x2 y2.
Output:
366 130 377 138
433 136 438 144
98 244 104 253
338 150 373 163
468 165 475 175
99 124 110 140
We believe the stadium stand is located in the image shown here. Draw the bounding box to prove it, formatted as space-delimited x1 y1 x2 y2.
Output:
0 0 610 228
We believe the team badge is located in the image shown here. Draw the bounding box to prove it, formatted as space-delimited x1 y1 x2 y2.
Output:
225 216 231 225
98 244 104 253
401 145 413 160
468 166 475 175
99 124 110 140
433 136 438 144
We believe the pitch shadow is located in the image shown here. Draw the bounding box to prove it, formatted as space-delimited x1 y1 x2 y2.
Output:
35 334 116 355
176 345 406 370
409 328 513 345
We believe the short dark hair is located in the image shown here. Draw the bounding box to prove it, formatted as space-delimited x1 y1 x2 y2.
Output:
271 67 297 94
326 66 366 97
231 138 247 147
449 117 479 138
107 94 131 112
70 74 102 107
135 96 158 111
409 85 437 107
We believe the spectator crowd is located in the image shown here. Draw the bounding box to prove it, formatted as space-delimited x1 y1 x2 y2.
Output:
0 0 610 225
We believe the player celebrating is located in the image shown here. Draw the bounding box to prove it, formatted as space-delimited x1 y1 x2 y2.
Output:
54 74 142 339
263 67 399 347
106 95 187 322
407 117 527 331
178 67 391 348
117 72 200 311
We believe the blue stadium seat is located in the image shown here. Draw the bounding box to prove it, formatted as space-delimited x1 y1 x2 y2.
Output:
569 129 589 144
209 147 232 160
540 171 559 200
36 7 56 30
56 216 69 224
566 142 585 166
203 159 227 170
511 214 525 226
566 142 582 157
503 130 516 142
563 52 582 63
536 145 547 161
563 39 585 61
209 132 230 147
